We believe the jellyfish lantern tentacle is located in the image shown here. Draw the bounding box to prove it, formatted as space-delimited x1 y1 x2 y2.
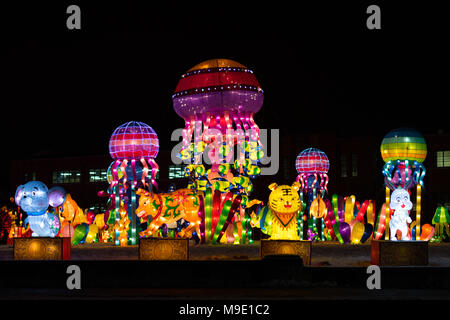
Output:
107 121 160 245
296 148 330 241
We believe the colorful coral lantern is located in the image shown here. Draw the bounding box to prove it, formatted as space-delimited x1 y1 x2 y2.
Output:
380 128 427 240
107 121 160 245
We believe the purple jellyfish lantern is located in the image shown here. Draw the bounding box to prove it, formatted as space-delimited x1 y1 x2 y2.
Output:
172 59 264 166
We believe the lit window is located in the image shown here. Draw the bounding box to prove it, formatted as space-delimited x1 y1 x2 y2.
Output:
169 165 186 179
24 172 37 182
89 169 107 182
52 170 81 184
436 151 450 168
351 154 358 177
340 155 347 178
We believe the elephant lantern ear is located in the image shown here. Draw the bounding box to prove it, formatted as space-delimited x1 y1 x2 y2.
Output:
14 185 25 206
48 186 67 207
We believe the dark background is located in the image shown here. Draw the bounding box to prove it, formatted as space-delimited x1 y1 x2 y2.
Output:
0 2 447 200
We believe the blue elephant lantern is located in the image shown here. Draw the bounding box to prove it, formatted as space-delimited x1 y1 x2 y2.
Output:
15 181 66 237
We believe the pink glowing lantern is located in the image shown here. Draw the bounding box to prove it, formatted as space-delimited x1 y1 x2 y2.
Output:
172 59 264 166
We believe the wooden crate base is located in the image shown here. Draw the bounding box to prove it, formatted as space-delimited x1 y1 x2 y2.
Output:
14 237 71 260
139 238 189 260
260 240 311 265
371 240 428 266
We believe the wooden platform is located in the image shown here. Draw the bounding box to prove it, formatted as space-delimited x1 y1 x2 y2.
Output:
139 238 189 260
371 240 428 266
14 237 71 260
260 240 312 265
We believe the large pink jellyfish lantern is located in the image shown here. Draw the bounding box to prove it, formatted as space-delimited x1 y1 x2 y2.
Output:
172 59 264 166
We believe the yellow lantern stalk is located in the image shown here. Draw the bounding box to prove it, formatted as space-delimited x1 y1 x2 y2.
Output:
344 195 355 223
385 187 390 240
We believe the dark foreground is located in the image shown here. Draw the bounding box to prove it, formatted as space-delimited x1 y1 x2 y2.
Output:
1 242 449 303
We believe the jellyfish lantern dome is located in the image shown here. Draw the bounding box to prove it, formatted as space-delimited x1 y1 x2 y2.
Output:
172 58 264 166
380 128 426 190
108 121 160 189
295 148 330 194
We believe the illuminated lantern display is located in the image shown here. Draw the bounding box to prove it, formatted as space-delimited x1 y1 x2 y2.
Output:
295 148 329 241
189 162 261 245
62 201 106 246
0 207 11 243
135 188 202 240
173 59 264 244
2 206 31 243
380 128 427 240
322 194 375 244
173 58 263 168
431 206 450 242
388 188 413 240
56 194 87 242
250 182 303 240
14 182 65 237
0 207 16 244
107 121 160 245
173 59 263 190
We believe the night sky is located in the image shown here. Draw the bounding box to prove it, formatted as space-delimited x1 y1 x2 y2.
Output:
0 3 447 197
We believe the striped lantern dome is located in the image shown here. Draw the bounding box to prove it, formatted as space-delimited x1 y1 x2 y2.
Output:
109 121 159 160
296 148 330 174
172 58 264 121
380 128 427 163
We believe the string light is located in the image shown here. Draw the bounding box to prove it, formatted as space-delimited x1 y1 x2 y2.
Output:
385 187 390 240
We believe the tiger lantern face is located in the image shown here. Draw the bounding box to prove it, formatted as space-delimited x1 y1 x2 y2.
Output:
268 182 302 214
